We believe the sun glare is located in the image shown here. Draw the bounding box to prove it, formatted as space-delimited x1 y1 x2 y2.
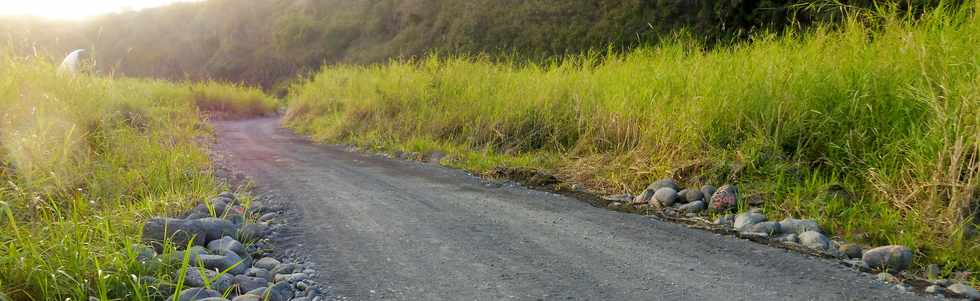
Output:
0 0 199 20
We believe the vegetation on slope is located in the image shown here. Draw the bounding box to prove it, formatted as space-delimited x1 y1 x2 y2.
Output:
1 0 949 89
0 51 276 300
285 2 980 279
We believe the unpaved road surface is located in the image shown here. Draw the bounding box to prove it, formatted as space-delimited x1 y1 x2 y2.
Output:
214 118 930 301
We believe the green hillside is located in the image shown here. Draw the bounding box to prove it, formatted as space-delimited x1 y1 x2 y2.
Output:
2 0 948 89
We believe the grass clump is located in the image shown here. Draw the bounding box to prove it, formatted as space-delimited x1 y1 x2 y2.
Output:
0 51 273 299
191 81 279 119
285 2 980 279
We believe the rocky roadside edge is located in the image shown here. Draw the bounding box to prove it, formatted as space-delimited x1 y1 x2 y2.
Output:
132 192 325 301
369 149 980 300
599 178 979 300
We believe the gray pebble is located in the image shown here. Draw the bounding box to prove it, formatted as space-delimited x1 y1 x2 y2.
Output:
259 212 278 222
743 221 781 236
239 223 270 242
653 188 678 207
200 250 249 275
231 295 260 301
677 201 706 213
633 189 656 204
862 245 913 273
245 267 273 282
778 218 822 234
274 272 307 284
254 257 281 270
678 189 704 203
774 233 798 243
733 212 767 231
234 274 268 293
195 217 239 243
948 283 980 299
184 269 234 292
798 231 831 251
166 288 221 301
708 185 737 212
647 178 679 192
700 185 717 201
838 244 863 259
207 236 245 257
271 263 299 275
143 218 208 251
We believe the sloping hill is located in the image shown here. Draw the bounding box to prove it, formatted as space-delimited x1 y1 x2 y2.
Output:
3 0 930 89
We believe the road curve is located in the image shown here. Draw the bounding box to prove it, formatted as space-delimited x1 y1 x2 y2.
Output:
213 118 930 301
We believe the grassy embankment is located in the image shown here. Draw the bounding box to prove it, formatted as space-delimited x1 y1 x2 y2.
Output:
0 52 277 300
285 3 980 280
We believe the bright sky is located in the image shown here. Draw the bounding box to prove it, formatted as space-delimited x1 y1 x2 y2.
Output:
0 0 200 20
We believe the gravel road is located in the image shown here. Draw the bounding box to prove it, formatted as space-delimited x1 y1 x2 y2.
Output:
213 118 932 301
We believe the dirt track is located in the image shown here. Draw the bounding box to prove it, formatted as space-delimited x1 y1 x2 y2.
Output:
213 118 931 301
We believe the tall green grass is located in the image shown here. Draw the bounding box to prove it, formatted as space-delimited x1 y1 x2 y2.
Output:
0 52 274 299
285 2 980 278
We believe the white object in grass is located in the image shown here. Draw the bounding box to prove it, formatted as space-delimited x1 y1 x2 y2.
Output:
58 49 85 74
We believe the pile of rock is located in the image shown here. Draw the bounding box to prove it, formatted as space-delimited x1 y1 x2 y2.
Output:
134 192 322 301
715 210 920 271
612 178 737 215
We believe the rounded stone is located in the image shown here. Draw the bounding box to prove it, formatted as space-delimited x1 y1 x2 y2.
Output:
233 274 268 294
798 231 831 251
239 223 270 242
633 188 656 204
839 244 863 259
775 233 799 243
709 185 738 212
744 221 781 236
142 218 208 251
862 245 914 273
273 272 307 284
271 263 299 275
259 212 278 222
733 212 767 231
653 188 678 207
184 269 234 292
166 288 221 301
200 250 250 275
646 178 679 192
246 267 273 282
678 189 704 203
778 218 822 234
254 257 281 270
677 201 706 214
231 295 261 301
700 185 717 201
948 283 980 299
207 236 245 257
195 217 239 243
